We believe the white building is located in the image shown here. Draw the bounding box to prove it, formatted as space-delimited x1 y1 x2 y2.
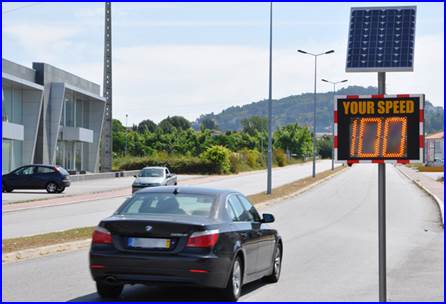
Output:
2 59 106 174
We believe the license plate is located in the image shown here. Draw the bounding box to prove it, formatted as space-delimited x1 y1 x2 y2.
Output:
128 237 171 249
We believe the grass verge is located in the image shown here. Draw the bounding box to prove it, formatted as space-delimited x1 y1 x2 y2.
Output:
2 165 346 254
2 227 94 254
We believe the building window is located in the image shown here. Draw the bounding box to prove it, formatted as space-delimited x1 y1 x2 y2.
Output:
2 139 12 174
75 142 83 171
65 141 74 170
12 88 23 124
3 87 13 122
56 141 64 167
76 99 83 128
12 140 22 170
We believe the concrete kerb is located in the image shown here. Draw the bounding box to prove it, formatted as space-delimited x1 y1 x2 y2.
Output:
396 166 444 226
2 239 91 264
2 166 348 264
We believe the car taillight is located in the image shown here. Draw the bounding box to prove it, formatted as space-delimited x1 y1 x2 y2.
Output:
92 226 112 244
186 230 219 248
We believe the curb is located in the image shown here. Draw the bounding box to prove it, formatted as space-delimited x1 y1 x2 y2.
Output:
396 165 444 226
2 239 91 264
2 165 347 264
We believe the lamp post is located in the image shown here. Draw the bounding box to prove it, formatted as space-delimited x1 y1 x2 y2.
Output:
267 2 273 194
297 49 334 177
125 114 128 156
321 78 348 170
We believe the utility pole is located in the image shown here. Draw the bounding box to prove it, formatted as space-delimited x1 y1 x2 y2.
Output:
267 2 273 194
101 2 113 172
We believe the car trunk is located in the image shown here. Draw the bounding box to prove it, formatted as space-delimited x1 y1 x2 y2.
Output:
101 214 220 254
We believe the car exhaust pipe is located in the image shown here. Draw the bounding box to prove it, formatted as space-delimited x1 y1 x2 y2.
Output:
104 276 119 285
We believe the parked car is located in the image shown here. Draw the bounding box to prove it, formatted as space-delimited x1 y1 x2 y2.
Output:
2 164 71 193
132 166 177 193
89 186 282 301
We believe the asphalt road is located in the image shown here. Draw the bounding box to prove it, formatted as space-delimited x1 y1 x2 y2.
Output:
2 164 443 301
1 174 202 204
3 160 337 239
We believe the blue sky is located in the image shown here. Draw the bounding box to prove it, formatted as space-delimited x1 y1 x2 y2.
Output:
2 2 444 124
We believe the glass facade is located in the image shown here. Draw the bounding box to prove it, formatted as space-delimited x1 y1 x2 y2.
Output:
57 90 89 171
2 86 24 173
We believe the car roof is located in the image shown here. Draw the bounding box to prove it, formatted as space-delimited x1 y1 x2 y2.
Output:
141 166 166 170
135 185 238 197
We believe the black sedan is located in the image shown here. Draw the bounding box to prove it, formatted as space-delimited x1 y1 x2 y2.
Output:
2 164 71 193
89 186 282 301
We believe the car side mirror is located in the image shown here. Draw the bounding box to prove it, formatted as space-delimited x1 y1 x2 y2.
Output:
261 213 275 223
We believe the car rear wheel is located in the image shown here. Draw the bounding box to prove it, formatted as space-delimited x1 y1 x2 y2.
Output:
96 281 123 299
223 256 243 301
46 182 58 193
263 244 282 283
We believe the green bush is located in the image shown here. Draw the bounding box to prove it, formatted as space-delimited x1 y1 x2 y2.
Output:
229 153 241 174
274 148 287 167
200 145 231 174
115 155 218 174
240 148 263 169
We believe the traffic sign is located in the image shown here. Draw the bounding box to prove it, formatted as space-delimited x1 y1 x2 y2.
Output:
346 6 417 72
334 94 424 164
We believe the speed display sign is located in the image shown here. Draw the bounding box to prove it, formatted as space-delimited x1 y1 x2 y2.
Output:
334 94 424 164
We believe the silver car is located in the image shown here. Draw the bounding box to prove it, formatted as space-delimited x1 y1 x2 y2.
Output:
132 167 177 193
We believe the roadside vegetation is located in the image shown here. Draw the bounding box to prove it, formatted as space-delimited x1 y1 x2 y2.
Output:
112 115 330 174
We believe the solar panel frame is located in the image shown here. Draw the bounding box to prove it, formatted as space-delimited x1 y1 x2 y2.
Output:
346 6 417 73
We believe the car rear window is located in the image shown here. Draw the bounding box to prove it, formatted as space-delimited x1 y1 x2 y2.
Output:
56 166 70 175
119 192 217 217
139 168 163 177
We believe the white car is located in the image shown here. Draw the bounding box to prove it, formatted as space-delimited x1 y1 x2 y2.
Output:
132 167 177 193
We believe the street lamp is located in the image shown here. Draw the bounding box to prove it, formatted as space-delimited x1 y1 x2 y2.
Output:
298 49 335 177
125 114 128 156
321 78 348 171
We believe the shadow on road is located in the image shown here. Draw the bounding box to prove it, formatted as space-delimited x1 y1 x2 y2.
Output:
69 280 270 302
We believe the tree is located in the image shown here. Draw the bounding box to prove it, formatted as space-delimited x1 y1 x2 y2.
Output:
273 124 312 158
241 116 268 136
158 116 191 132
137 119 157 133
317 135 333 159
200 117 218 130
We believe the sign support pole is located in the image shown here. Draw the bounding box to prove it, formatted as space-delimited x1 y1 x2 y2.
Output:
377 71 387 302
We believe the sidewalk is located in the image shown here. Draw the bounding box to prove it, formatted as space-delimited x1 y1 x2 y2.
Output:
396 164 444 224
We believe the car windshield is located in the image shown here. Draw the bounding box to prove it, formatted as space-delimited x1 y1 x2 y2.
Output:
119 192 217 217
139 168 164 177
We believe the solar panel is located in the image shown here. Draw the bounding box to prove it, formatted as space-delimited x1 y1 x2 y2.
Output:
346 6 416 72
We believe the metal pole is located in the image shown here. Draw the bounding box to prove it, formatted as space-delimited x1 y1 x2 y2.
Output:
378 71 387 302
312 56 317 178
332 83 336 171
125 114 128 156
267 2 273 194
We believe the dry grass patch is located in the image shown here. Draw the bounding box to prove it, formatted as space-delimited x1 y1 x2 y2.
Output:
2 227 94 254
248 165 346 205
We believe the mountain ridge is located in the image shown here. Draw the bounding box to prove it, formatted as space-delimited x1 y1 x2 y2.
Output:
194 86 443 134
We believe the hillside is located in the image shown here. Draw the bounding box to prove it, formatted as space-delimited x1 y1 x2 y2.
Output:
194 86 443 134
